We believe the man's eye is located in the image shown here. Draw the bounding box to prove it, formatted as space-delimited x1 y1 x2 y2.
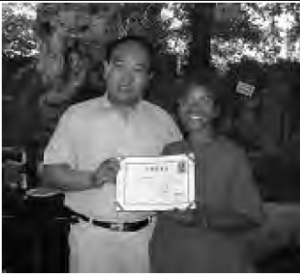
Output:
113 62 123 68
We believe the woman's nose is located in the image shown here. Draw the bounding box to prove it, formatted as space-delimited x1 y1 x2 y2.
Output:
188 102 204 111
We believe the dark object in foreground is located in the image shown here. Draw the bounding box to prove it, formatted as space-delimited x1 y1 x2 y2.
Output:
256 245 300 273
2 192 70 273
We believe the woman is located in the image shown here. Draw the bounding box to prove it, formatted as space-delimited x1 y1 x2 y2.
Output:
150 73 265 273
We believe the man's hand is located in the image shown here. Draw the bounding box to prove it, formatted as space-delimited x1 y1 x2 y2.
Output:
92 158 121 187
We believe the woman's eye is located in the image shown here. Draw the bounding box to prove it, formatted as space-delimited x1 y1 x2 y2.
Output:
202 96 212 102
134 67 146 73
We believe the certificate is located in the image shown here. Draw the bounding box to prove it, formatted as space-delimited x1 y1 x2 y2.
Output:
116 154 195 211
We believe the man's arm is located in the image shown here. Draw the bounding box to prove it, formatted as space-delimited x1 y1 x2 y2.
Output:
42 164 94 191
41 158 120 192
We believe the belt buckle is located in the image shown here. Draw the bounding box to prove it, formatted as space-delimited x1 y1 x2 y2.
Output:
110 222 124 231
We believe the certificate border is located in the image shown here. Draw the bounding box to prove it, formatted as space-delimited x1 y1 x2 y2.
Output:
116 154 195 211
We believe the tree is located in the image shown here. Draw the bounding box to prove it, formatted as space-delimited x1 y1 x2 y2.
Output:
184 3 215 73
211 3 300 69
170 3 265 73
3 3 300 66
3 2 300 149
117 3 167 47
3 3 174 148
2 3 37 57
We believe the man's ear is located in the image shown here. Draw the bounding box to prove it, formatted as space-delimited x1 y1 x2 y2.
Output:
103 61 110 79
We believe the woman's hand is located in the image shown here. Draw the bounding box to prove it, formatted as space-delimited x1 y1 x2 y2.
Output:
163 204 198 225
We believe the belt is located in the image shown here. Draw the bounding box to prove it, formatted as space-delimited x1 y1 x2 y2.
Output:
69 210 152 232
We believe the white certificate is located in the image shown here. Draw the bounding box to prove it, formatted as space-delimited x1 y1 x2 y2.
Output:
116 154 195 211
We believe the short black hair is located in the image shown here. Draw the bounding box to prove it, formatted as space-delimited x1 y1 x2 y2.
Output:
105 35 155 72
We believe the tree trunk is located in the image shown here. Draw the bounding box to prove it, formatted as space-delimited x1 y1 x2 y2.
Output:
186 3 215 74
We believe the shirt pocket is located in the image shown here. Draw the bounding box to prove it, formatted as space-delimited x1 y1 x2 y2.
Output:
126 126 165 156
73 124 120 169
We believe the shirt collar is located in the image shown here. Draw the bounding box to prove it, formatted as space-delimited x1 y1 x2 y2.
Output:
102 92 143 113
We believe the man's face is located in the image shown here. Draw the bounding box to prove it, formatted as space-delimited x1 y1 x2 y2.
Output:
104 41 151 107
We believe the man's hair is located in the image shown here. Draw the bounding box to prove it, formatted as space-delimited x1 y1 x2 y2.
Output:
105 35 155 72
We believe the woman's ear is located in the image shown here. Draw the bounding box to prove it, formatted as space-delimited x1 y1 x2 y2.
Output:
148 71 154 81
213 104 220 118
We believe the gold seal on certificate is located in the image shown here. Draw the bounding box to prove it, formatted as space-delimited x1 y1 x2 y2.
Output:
116 154 195 211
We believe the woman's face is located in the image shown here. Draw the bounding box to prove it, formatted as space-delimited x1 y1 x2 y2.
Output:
178 85 217 132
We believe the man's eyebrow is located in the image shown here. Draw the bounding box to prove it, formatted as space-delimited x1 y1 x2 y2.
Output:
111 56 123 63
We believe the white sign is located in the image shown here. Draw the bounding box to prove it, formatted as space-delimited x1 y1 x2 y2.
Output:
116 154 196 211
236 81 255 97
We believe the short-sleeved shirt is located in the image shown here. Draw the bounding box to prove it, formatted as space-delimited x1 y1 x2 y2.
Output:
43 95 182 222
150 137 263 272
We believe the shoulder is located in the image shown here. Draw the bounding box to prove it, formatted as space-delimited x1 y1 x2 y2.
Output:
60 97 103 122
163 140 188 155
68 97 102 116
53 97 103 133
141 100 182 142
210 137 254 186
141 100 176 125
215 136 249 164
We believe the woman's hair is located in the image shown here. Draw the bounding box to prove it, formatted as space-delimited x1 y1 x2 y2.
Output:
178 70 223 105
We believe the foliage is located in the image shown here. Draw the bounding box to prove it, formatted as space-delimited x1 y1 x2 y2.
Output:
286 3 300 43
213 4 263 43
4 3 300 62
212 3 300 69
3 3 175 147
2 3 300 149
34 3 121 84
117 3 167 47
3 3 300 73
2 3 37 57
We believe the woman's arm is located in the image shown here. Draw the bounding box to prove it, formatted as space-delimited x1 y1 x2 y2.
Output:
197 147 265 233
195 204 264 233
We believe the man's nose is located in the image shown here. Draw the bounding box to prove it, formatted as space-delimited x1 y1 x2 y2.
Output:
120 70 134 85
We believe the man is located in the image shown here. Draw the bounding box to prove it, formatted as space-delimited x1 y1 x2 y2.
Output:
41 35 182 272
